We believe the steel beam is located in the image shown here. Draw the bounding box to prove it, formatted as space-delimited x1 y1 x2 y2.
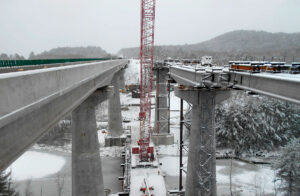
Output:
227 72 300 104
169 66 300 104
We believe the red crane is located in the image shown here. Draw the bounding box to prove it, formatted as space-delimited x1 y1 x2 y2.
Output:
139 0 156 161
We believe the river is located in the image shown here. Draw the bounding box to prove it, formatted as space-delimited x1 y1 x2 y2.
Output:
7 148 278 196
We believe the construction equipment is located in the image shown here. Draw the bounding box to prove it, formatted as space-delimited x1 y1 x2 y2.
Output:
138 0 156 161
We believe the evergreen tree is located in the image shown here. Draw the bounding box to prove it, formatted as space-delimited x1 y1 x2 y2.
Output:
0 170 19 196
272 138 300 195
216 91 300 155
0 53 9 60
28 52 35 60
259 97 300 147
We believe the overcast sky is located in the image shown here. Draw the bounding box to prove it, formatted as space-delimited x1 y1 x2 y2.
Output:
1 0 300 57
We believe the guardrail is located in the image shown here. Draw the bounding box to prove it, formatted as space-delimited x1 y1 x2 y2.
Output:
0 58 120 67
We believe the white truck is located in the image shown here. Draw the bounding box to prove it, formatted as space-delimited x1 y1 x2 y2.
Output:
201 56 213 66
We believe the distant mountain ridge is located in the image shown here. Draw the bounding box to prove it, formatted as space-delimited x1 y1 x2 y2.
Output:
193 30 300 52
118 30 300 63
29 46 110 59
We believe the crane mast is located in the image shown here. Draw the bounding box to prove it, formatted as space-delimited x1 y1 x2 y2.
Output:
139 0 156 161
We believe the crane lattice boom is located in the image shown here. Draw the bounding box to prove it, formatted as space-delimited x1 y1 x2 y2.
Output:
139 0 156 161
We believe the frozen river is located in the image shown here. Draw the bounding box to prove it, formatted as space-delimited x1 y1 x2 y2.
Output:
159 155 277 196
7 149 122 196
7 148 278 196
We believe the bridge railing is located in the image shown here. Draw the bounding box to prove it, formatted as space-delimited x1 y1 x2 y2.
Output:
0 58 121 67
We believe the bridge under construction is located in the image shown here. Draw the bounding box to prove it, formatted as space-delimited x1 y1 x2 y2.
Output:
0 0 300 194
1 57 299 195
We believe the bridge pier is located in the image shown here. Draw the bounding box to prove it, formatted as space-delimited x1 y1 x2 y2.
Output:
119 68 126 90
106 71 126 146
72 88 108 196
152 65 174 145
175 86 230 196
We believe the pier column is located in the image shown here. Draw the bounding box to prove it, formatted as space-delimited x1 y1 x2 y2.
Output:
72 88 108 196
154 68 169 134
119 68 126 90
108 72 122 136
175 86 230 196
105 72 127 146
152 64 174 145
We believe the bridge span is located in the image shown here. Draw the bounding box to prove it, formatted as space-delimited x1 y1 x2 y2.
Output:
169 65 300 104
0 59 128 196
166 63 300 196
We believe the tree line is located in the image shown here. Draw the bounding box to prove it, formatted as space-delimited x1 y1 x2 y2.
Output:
0 46 114 61
215 91 300 195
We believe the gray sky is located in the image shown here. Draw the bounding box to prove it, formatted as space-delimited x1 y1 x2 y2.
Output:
1 0 300 57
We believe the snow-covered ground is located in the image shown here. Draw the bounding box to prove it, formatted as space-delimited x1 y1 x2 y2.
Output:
130 168 167 196
6 151 65 181
159 156 279 195
120 92 140 106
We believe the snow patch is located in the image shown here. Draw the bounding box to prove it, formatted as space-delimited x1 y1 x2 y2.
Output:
216 166 228 182
157 144 180 156
7 151 65 181
33 143 71 153
159 156 188 176
159 156 278 195
98 129 108 146
100 146 124 157
124 59 140 85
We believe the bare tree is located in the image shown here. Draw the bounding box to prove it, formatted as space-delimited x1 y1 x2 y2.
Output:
40 186 43 196
0 170 19 196
24 179 33 196
229 157 233 196
55 172 65 196
272 138 300 195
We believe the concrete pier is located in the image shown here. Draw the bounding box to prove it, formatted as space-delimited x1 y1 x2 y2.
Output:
119 69 126 90
106 72 126 146
152 65 174 145
108 73 123 137
72 88 108 196
154 68 169 134
175 86 230 196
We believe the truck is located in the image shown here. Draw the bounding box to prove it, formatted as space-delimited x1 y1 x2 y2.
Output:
201 56 213 66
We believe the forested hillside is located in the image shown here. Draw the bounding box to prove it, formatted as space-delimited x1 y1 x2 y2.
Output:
119 30 300 63
29 46 110 59
1 46 112 60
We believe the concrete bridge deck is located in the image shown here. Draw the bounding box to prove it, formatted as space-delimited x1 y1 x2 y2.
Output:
169 65 300 104
0 59 128 171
